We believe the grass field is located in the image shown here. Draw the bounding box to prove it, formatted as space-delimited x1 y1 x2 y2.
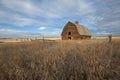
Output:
0 39 120 80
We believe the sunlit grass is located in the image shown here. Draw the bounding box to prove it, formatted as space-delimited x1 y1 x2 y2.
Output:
0 40 119 80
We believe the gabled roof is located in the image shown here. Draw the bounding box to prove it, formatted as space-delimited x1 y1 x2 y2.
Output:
69 21 91 36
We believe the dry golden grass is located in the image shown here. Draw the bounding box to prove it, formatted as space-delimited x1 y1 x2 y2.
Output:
0 39 120 80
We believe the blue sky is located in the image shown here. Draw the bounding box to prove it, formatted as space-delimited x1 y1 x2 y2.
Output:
0 0 120 38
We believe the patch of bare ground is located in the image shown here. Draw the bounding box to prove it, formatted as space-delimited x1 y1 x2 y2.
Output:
0 39 120 80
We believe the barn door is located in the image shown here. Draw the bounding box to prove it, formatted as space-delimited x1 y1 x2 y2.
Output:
68 37 71 40
68 32 71 40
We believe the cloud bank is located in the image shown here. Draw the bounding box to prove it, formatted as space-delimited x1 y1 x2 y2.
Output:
0 0 120 38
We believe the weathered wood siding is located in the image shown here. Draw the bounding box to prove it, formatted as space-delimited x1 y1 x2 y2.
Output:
61 22 81 40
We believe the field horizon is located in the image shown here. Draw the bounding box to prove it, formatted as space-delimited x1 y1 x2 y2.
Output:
0 36 120 43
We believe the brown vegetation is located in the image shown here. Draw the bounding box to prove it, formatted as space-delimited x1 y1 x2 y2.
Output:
0 40 120 80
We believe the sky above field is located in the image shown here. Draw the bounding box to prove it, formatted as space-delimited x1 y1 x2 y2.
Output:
0 0 120 38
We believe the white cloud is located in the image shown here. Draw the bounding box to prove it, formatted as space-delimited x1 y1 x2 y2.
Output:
39 27 46 30
0 10 53 27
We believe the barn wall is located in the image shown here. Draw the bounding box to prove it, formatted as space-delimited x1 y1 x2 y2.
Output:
61 22 81 40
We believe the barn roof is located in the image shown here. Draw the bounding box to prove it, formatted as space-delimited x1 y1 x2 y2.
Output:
70 21 91 36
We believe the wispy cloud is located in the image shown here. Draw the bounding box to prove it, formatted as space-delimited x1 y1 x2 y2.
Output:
0 28 42 38
1 0 41 17
91 0 120 36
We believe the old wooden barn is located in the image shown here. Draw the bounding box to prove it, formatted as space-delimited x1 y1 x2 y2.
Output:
61 21 91 40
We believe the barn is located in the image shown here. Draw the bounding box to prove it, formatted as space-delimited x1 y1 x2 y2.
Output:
61 21 91 40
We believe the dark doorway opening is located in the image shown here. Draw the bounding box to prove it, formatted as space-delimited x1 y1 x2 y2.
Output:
68 37 71 40
68 32 71 35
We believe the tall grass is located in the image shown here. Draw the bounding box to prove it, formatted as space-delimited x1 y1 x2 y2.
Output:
0 40 120 80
